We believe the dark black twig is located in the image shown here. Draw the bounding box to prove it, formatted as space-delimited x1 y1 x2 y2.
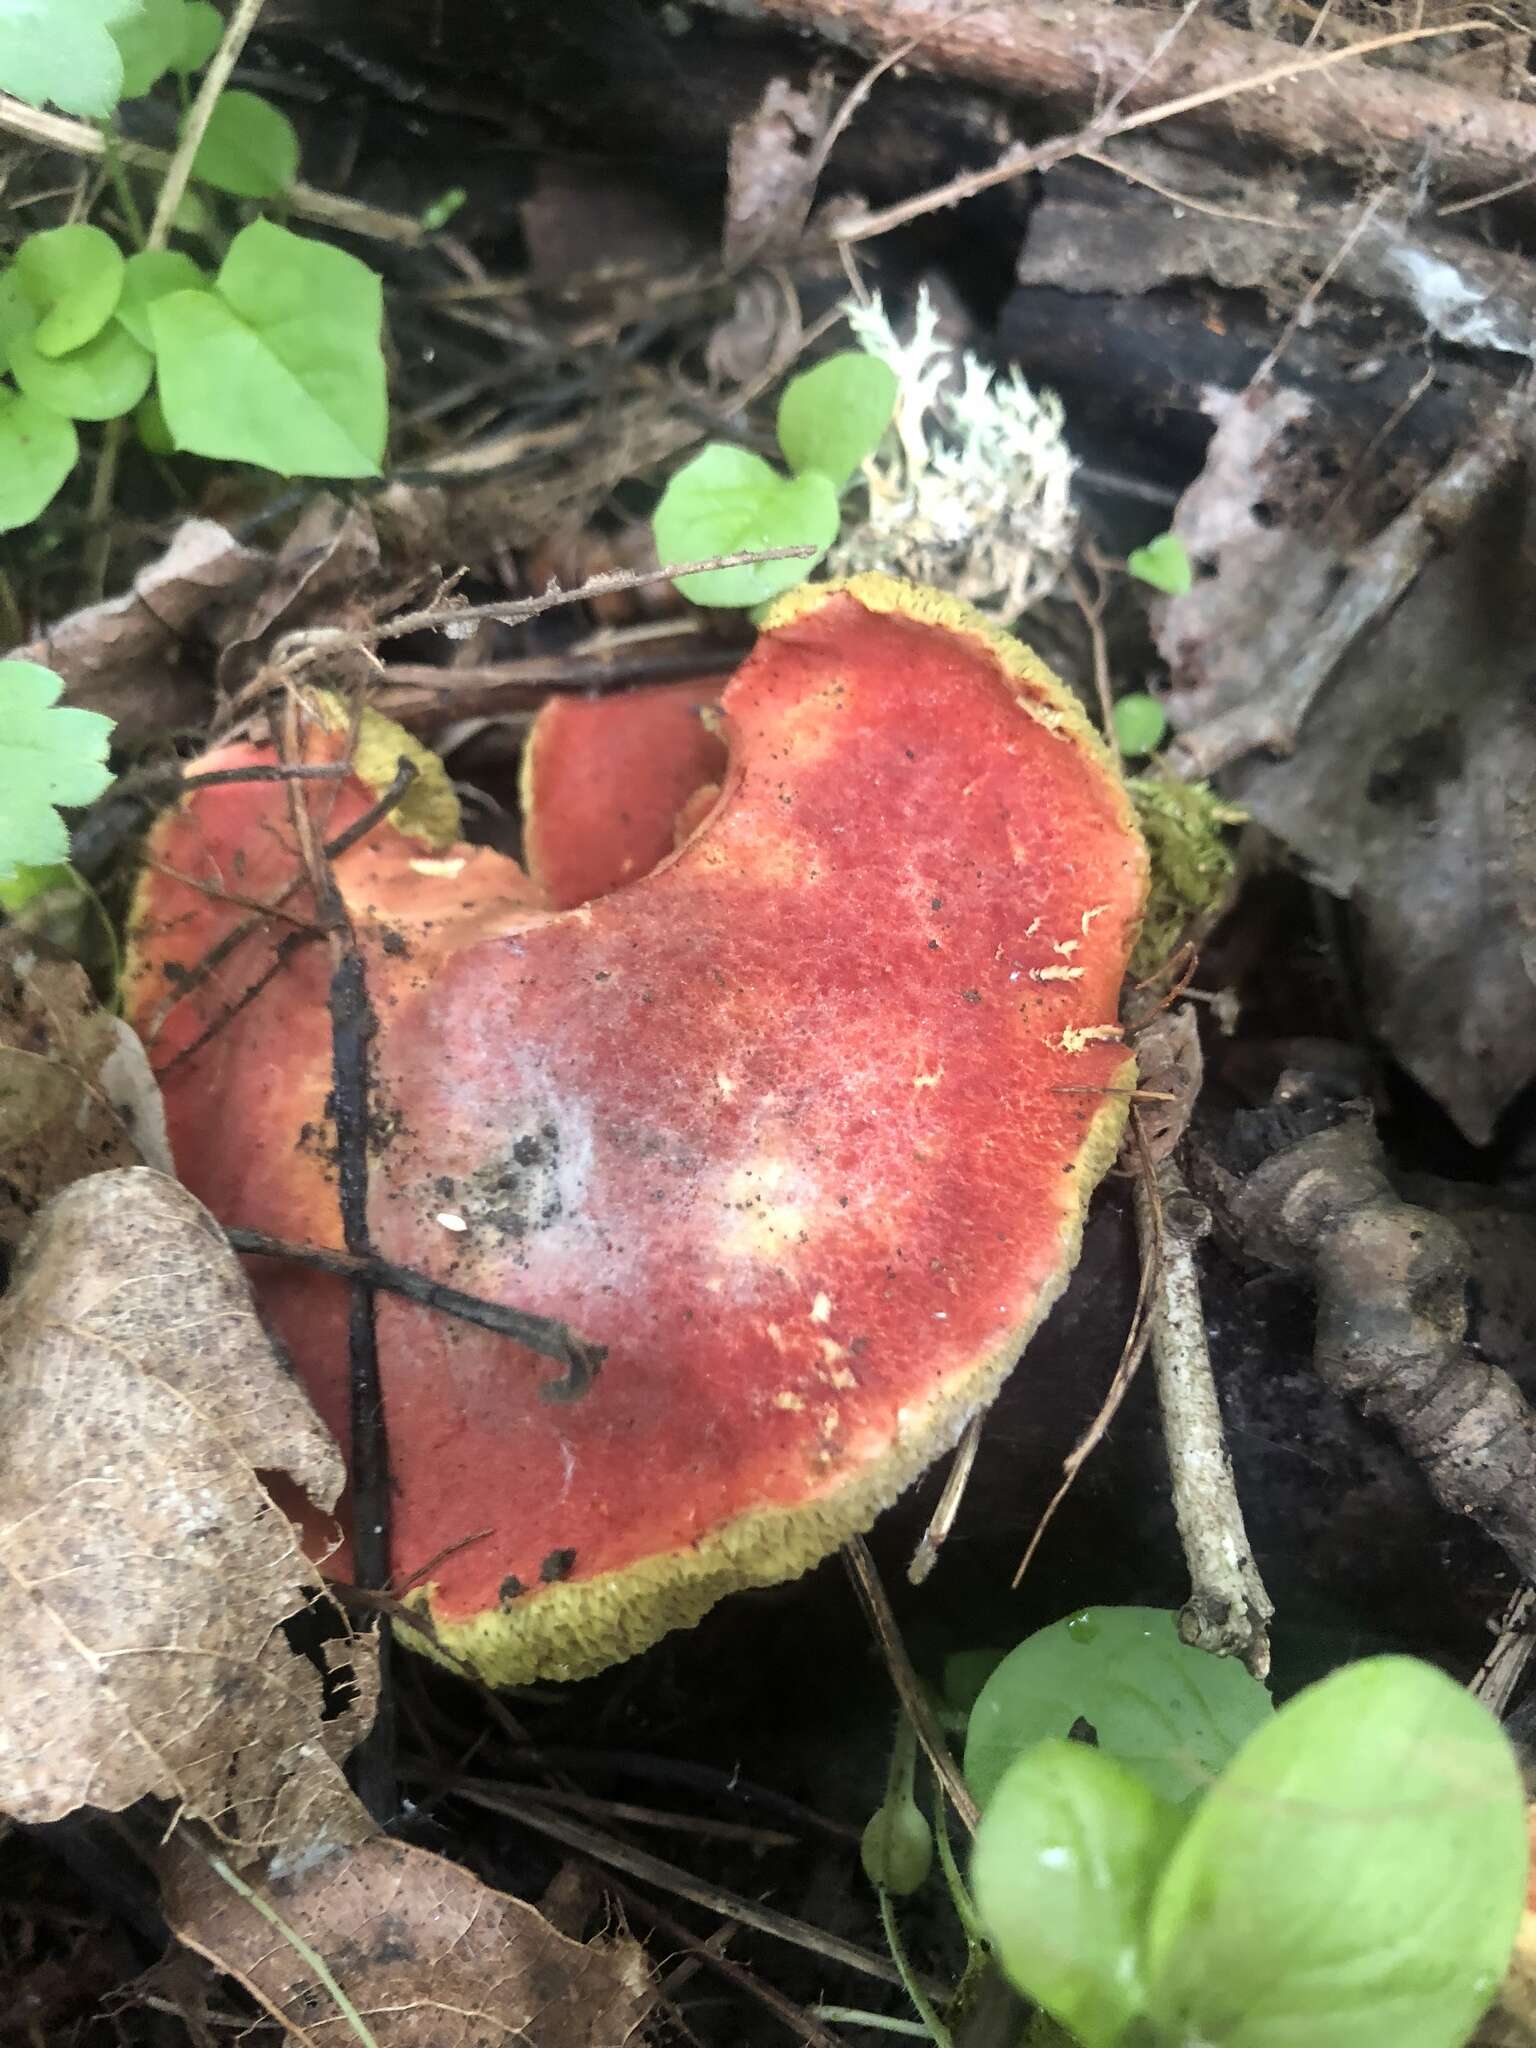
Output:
279 722 396 1826
180 761 353 791
224 1228 606 1401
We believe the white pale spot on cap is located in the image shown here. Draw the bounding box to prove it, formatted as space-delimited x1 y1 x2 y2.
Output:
715 1072 736 1100
436 1211 467 1231
810 1292 832 1324
409 855 466 878
773 1389 805 1411
913 1063 943 1090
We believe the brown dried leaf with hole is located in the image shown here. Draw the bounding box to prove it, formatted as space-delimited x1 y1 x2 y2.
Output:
161 1832 652 2048
0 934 171 1250
0 1168 373 1861
8 520 266 743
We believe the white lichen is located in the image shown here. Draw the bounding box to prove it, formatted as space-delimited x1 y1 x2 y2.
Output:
830 287 1077 620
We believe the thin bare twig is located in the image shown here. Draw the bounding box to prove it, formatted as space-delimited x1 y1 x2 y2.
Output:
0 91 426 244
844 1536 979 1834
907 1413 984 1586
1132 1118 1273 1678
148 0 265 250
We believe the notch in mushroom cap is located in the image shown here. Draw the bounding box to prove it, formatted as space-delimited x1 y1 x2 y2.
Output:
521 678 730 911
125 574 1147 1686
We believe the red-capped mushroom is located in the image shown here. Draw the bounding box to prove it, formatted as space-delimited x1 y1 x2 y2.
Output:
126 575 1147 1685
521 679 729 911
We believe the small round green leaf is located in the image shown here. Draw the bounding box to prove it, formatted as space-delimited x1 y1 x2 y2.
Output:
110 0 187 97
0 273 35 375
0 660 115 880
965 1607 1273 1810
0 0 139 119
1126 532 1194 597
188 89 299 197
172 0 222 70
0 385 79 532
13 224 124 357
1112 693 1168 759
652 444 838 608
7 320 152 421
1143 1656 1527 2048
974 1739 1181 2048
116 248 207 348
776 351 898 487
150 219 385 477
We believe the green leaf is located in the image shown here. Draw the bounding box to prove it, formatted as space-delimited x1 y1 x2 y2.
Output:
0 0 140 117
973 1740 1181 2048
133 389 174 454
0 386 79 532
12 224 124 357
776 351 898 488
149 218 386 478
0 272 34 374
188 89 299 197
1143 1656 1527 2048
0 662 115 879
965 1607 1273 1810
172 0 221 69
116 248 207 348
1112 693 1168 760
7 319 152 421
652 444 838 607
1127 532 1194 597
109 0 186 96
420 185 467 233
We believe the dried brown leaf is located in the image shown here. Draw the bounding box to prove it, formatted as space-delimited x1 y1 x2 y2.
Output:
722 74 835 269
162 1832 652 2047
9 520 267 743
1132 1004 1203 1165
0 934 170 1248
0 1169 373 1860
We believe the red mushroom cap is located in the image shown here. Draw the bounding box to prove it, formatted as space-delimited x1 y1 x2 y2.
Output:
521 679 730 910
127 575 1146 1684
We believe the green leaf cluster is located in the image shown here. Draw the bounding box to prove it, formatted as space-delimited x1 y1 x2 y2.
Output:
652 351 897 608
0 660 114 879
967 1620 1526 2048
0 2 388 535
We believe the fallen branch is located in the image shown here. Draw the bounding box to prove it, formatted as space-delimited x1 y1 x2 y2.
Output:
736 1 1535 214
1228 1105 1536 1585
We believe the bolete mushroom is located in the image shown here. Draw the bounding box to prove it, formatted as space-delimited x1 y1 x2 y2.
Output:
521 678 729 911
126 574 1147 1684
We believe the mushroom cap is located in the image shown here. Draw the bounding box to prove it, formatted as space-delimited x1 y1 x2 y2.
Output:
126 575 1147 1684
521 678 730 911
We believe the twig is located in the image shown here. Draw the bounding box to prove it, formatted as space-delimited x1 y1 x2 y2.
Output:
275 546 818 664
844 1536 979 1834
1013 1237 1159 1587
224 1227 605 1401
448 1785 934 1993
278 700 395 1827
1132 1122 1273 1679
1168 385 1532 777
0 91 426 245
907 1414 983 1586
148 0 265 249
1472 1586 1536 1719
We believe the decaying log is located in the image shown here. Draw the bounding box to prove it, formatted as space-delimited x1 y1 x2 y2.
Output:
732 0 1536 207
